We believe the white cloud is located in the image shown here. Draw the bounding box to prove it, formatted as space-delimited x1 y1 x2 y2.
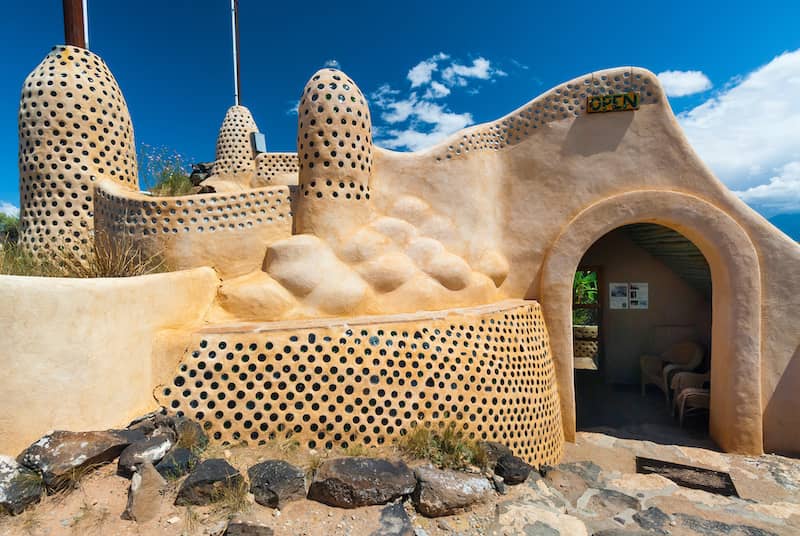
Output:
734 161 800 216
407 53 449 87
324 59 340 69
375 54 507 151
0 202 18 217
678 49 800 215
657 70 713 97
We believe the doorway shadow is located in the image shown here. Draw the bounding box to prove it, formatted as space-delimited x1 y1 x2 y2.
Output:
575 370 719 451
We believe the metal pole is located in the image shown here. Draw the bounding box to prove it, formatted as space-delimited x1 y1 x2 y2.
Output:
62 0 86 48
231 0 241 106
82 0 89 49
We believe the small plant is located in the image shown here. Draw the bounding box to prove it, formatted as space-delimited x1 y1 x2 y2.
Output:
211 477 251 518
305 453 326 480
183 506 200 535
139 144 194 197
397 422 487 470
343 443 371 457
0 213 19 243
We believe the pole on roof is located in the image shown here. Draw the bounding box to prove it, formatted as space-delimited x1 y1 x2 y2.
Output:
231 0 241 105
82 0 89 48
63 0 87 49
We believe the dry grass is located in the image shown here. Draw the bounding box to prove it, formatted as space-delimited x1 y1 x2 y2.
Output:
0 232 165 278
183 506 201 535
398 422 488 470
343 443 372 457
210 477 251 519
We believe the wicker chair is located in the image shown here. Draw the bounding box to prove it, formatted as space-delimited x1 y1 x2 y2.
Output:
675 388 710 426
640 341 704 404
670 371 710 415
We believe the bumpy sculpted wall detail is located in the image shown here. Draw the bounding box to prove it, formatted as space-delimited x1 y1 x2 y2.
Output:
18 45 138 255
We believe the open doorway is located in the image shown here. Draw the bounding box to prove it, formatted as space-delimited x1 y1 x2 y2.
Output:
572 224 714 447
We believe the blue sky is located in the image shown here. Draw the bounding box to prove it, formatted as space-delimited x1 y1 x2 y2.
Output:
1 1 799 237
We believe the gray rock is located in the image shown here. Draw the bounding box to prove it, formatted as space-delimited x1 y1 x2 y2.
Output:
632 507 670 535
0 455 43 515
190 162 215 186
117 433 175 478
17 430 133 489
585 489 641 519
478 441 513 468
412 464 494 517
371 501 415 536
174 459 244 506
495 454 532 485
121 462 167 522
492 475 508 495
543 467 589 506
554 461 604 487
523 521 560 535
593 530 651 536
248 460 305 508
673 513 779 536
307 457 416 508
224 521 274 536
155 447 198 479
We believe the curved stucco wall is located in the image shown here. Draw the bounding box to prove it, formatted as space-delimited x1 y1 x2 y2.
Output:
157 300 563 467
0 268 219 455
371 66 799 454
94 180 292 278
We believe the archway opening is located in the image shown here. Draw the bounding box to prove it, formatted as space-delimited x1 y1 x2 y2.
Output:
572 223 714 447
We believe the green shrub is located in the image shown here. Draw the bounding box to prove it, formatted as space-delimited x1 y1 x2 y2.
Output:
139 144 194 197
397 422 487 470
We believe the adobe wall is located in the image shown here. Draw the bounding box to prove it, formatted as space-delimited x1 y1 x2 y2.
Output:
580 228 712 384
372 67 800 454
0 268 219 454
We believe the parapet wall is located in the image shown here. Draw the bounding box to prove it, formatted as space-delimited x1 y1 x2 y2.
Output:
157 300 564 467
94 180 292 277
254 152 299 186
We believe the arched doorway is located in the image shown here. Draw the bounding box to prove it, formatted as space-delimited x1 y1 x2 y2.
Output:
571 223 713 445
541 190 763 454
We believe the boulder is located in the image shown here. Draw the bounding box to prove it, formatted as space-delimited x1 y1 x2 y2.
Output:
175 459 244 506
585 489 641 520
155 447 198 479
412 465 494 517
118 433 175 478
494 454 532 485
307 457 415 508
543 466 591 506
248 460 305 508
224 521 274 536
478 441 513 468
121 462 168 523
0 455 43 515
17 430 133 489
190 162 215 186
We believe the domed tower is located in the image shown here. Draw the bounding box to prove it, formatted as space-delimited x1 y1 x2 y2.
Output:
295 68 374 237
17 45 138 256
213 105 258 181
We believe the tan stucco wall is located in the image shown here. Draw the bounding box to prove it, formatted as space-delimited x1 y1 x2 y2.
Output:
580 228 711 384
372 67 797 454
0 268 219 455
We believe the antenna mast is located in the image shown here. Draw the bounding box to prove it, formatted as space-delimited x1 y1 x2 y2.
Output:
230 0 241 105
63 0 88 49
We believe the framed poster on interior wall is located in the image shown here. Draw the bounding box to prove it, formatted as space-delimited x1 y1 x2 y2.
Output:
609 283 629 309
629 282 649 309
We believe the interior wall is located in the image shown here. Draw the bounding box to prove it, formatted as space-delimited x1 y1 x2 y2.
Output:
579 227 711 384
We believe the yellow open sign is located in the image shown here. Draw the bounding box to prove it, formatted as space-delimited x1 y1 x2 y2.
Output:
587 92 640 113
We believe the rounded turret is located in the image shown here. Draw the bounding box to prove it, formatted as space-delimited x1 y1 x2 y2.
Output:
295 68 373 236
17 45 137 255
214 105 258 180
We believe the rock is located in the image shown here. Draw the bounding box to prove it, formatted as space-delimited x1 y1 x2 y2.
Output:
0 455 43 515
174 459 244 506
673 513 778 536
125 407 169 437
121 462 167 523
492 475 508 495
584 489 641 519
632 507 670 535
307 457 416 508
593 530 652 536
556 461 604 487
190 162 215 186
478 441 513 468
494 454 532 485
155 447 198 479
412 465 494 517
173 416 209 453
489 499 588 536
118 433 175 478
17 430 134 489
248 460 305 508
543 467 589 506
224 521 275 536
371 501 415 536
